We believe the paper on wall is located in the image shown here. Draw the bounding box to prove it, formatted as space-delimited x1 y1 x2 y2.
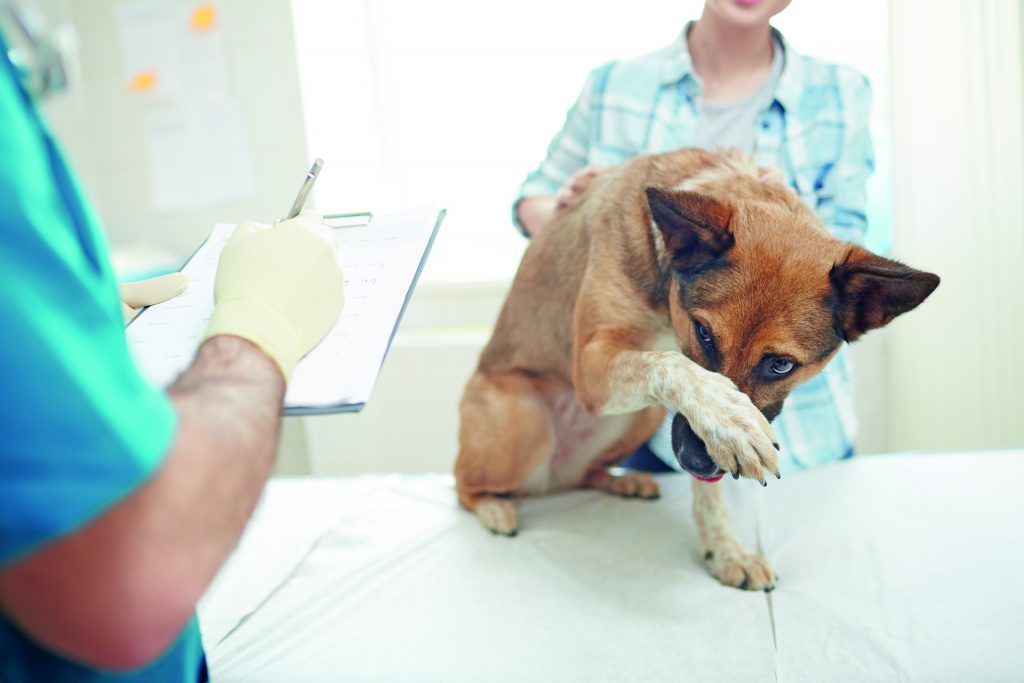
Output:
115 0 250 211
113 0 229 98
144 100 255 212
113 1 182 98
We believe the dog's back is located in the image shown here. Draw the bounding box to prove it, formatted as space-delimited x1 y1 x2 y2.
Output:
479 148 769 378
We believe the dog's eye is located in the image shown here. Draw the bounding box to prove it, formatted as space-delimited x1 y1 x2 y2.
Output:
767 358 795 376
693 321 720 367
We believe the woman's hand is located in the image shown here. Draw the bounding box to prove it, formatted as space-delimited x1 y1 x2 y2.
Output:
555 165 611 211
517 165 611 237
758 165 786 185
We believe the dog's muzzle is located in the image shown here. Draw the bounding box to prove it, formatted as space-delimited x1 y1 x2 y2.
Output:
671 413 726 482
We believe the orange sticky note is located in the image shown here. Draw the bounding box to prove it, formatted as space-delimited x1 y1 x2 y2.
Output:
189 4 216 32
129 70 157 92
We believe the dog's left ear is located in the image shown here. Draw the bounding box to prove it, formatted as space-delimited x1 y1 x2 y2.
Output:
829 245 940 341
645 187 734 275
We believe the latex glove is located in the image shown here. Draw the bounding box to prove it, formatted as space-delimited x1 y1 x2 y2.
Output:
203 211 345 380
120 273 189 324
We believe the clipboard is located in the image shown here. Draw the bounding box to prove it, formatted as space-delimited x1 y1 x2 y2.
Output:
285 207 444 415
323 211 373 228
126 206 445 415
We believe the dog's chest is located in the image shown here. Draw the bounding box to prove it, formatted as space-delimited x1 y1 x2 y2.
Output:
519 391 634 495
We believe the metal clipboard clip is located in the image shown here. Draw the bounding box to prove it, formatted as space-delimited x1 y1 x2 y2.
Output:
323 211 374 228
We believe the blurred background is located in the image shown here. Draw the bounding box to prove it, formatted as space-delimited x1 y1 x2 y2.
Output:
24 0 1024 475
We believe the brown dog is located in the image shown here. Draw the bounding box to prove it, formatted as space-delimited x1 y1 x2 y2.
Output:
454 149 938 590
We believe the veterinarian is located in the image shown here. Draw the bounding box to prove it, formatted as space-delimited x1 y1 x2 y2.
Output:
0 14 344 682
514 0 873 472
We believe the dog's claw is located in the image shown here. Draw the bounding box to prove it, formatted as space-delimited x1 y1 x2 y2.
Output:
773 442 780 451
731 469 740 480
774 470 782 480
760 479 767 487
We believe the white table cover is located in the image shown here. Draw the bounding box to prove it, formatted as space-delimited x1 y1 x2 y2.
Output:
199 451 1024 682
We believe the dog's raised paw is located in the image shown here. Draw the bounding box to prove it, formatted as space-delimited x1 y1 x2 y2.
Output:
475 496 520 536
677 364 779 484
705 549 776 591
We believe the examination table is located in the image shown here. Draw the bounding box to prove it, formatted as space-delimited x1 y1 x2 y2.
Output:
198 450 1023 682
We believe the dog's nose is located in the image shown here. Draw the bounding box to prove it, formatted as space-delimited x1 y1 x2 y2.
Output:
671 413 720 477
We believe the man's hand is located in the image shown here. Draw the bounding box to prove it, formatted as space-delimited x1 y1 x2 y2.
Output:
204 211 345 380
119 273 188 323
0 212 346 671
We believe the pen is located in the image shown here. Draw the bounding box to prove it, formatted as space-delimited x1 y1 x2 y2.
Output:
284 158 324 220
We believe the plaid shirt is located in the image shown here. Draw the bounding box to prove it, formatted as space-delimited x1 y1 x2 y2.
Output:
514 28 874 471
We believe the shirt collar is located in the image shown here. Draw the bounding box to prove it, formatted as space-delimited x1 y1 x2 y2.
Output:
660 24 803 113
658 23 698 89
771 29 804 114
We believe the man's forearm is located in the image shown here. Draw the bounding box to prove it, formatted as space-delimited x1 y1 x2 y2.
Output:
0 335 286 670
159 334 286 607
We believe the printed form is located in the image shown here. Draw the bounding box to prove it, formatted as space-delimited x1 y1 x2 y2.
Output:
126 206 444 413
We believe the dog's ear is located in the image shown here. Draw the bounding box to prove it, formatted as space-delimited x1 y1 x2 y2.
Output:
645 187 734 275
829 245 940 341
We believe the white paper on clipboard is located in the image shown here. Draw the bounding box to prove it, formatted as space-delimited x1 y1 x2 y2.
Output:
126 206 444 413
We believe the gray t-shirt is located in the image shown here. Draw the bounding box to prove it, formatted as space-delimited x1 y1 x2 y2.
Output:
693 38 784 154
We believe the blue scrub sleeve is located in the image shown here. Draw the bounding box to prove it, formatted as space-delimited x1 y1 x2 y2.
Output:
0 33 178 566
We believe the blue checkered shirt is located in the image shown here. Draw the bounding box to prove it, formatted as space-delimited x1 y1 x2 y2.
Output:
514 29 874 471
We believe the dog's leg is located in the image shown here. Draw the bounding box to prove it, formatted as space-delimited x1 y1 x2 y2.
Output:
691 479 775 591
582 408 666 499
584 468 660 499
575 335 779 483
454 371 556 536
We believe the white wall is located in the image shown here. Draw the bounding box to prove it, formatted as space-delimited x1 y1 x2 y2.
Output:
291 0 893 285
34 1 1022 476
39 0 309 261
887 0 1024 452
294 1 901 475
303 283 501 475
298 0 1024 473
35 0 313 471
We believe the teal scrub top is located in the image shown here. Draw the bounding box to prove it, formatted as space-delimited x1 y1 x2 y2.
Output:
0 34 205 682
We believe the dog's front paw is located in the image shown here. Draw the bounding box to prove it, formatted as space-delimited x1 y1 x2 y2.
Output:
680 366 779 484
705 545 776 592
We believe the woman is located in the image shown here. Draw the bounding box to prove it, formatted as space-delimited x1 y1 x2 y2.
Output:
513 0 874 472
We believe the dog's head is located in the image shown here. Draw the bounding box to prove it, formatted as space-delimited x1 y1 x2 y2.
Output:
645 182 939 478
